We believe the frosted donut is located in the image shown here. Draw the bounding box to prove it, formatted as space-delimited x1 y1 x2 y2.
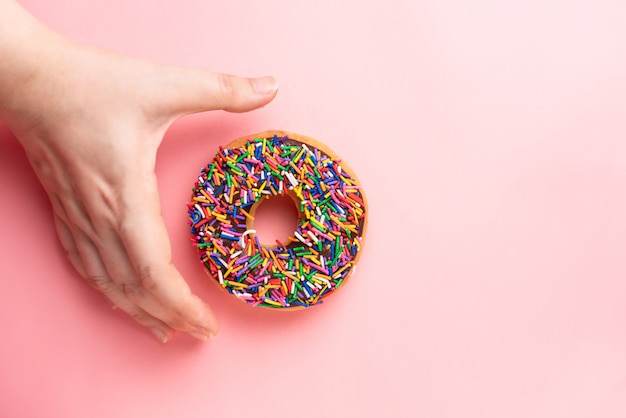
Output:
189 130 367 309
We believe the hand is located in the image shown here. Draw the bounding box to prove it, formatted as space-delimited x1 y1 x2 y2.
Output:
2 36 277 342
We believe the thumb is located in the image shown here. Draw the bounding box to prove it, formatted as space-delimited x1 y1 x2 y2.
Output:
158 66 278 115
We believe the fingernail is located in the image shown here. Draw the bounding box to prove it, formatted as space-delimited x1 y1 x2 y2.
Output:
150 327 169 343
252 76 278 94
190 330 212 342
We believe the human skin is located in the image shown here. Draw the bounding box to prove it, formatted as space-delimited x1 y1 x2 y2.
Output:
0 0 278 342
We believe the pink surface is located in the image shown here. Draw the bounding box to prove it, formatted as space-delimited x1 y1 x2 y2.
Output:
2 0 626 417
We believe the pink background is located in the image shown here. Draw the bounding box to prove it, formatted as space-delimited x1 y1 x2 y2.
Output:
2 0 626 416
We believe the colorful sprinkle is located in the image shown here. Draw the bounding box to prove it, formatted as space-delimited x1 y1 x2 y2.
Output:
189 133 367 309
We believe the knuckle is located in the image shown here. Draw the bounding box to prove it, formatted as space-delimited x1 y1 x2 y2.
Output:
121 265 160 300
64 247 81 264
129 310 152 326
121 281 144 299
217 73 235 102
85 274 114 293
64 247 76 259
137 265 158 292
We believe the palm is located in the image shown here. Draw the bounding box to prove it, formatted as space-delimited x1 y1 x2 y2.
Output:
7 41 277 342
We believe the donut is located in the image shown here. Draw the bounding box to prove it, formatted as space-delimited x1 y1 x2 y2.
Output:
188 130 367 309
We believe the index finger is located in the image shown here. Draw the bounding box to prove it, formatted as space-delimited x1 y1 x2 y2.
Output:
114 174 219 338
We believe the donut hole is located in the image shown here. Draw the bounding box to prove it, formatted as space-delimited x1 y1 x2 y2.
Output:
252 195 300 246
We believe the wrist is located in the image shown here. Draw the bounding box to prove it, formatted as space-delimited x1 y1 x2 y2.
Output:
0 1 68 126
